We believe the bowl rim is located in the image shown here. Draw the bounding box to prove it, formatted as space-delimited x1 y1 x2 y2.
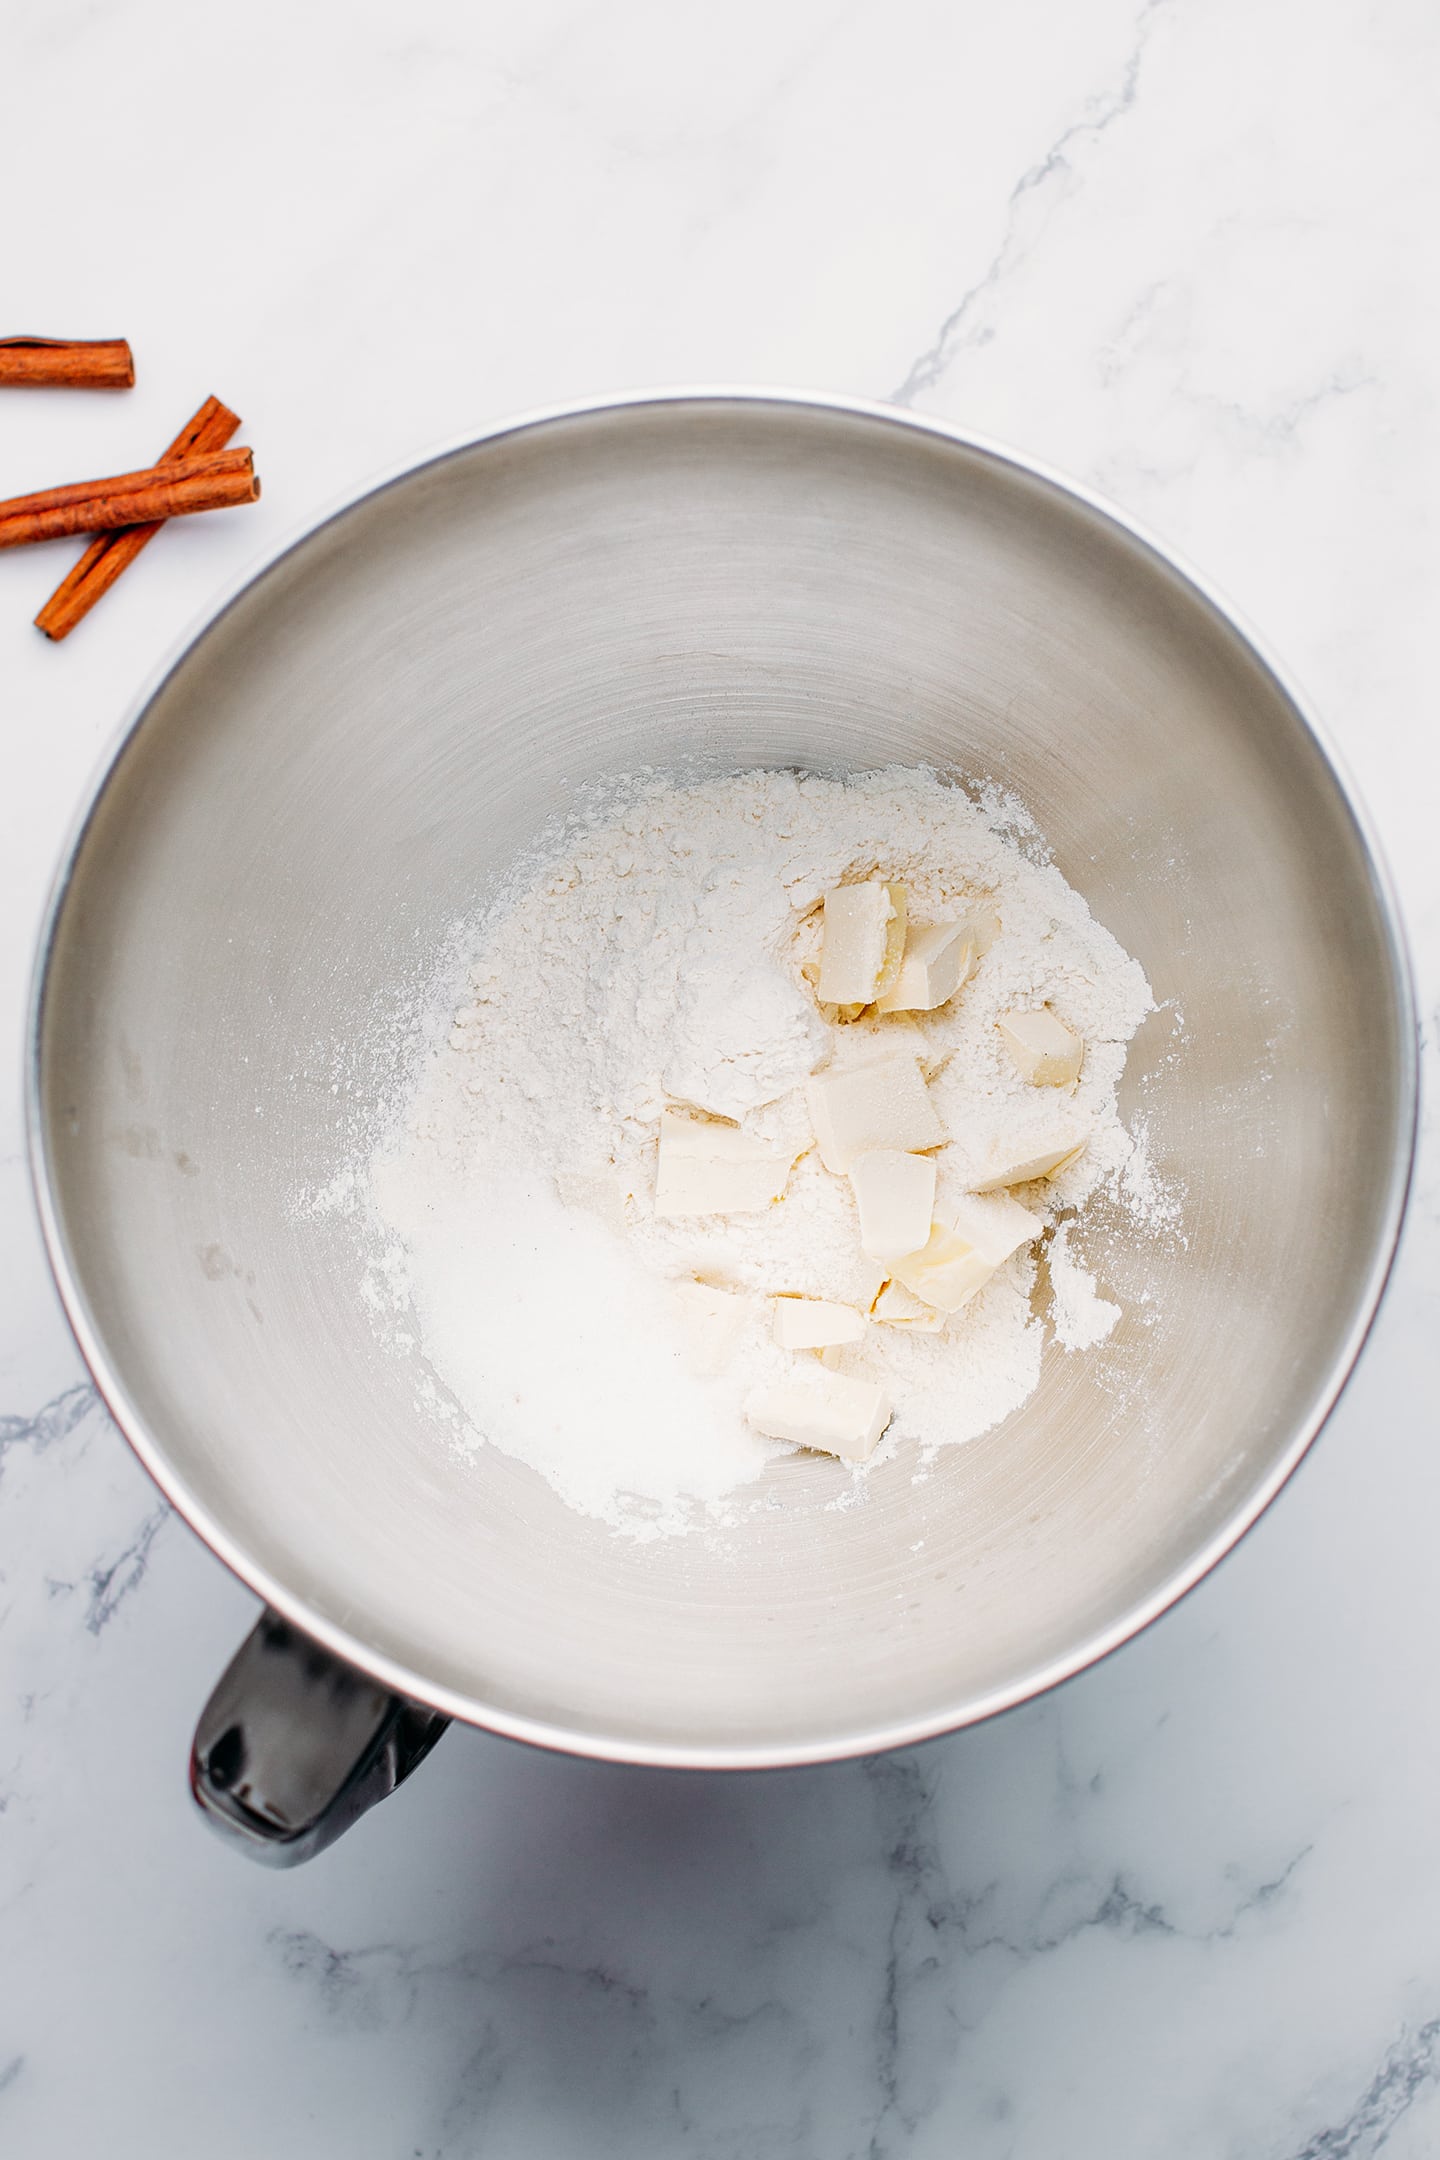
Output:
24 385 1420 1769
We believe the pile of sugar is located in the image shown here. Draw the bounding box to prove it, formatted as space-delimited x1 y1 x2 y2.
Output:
368 767 1157 1540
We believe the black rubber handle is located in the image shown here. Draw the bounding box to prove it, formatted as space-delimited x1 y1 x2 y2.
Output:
190 1609 449 1866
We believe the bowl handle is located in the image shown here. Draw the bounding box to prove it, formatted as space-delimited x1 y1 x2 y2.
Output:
189 1609 449 1866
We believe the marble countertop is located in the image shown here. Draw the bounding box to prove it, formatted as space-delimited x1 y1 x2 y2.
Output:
4 2 1439 2153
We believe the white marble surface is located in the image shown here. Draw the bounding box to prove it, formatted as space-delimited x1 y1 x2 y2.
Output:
4 1 1440 2152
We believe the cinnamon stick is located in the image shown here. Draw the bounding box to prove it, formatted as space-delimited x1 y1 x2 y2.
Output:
0 337 134 389
36 395 241 640
0 448 257 551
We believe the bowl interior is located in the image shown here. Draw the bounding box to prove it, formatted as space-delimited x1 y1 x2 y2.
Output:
34 397 1411 1759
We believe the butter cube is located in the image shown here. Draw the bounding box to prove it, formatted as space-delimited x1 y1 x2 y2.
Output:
804 1054 945 1174
876 920 976 1014
655 1112 795 1217
950 1191 1046 1266
817 882 907 1006
998 1006 1084 1086
772 1296 867 1350
971 1116 1090 1191
871 1279 947 1331
875 884 908 998
801 957 869 1027
892 1223 996 1313
672 1281 749 1376
849 1149 937 1262
745 1369 893 1463
894 1194 1042 1313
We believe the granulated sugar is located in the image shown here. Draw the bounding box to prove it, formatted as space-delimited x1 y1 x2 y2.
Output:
367 766 1160 1540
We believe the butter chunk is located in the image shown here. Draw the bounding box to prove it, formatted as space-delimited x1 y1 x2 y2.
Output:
894 1194 1043 1313
746 1369 892 1463
871 1279 947 1332
892 1223 996 1313
655 1112 795 1217
849 1149 936 1262
804 1053 944 1174
950 1191 1046 1266
998 1005 1084 1086
875 884 909 998
672 1281 749 1376
876 920 977 1014
817 882 906 1006
772 1296 867 1350
971 1115 1090 1191
801 958 869 1027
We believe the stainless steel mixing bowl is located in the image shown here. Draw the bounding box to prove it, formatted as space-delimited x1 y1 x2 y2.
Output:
28 392 1415 1859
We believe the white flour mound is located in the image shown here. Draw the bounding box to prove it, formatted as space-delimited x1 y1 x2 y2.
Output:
368 767 1157 1540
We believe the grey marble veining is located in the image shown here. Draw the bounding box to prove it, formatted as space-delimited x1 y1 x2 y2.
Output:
4 0 1440 2153
892 0 1176 408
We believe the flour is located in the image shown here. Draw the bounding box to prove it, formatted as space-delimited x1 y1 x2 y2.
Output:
1046 1221 1123 1351
367 767 1158 1540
